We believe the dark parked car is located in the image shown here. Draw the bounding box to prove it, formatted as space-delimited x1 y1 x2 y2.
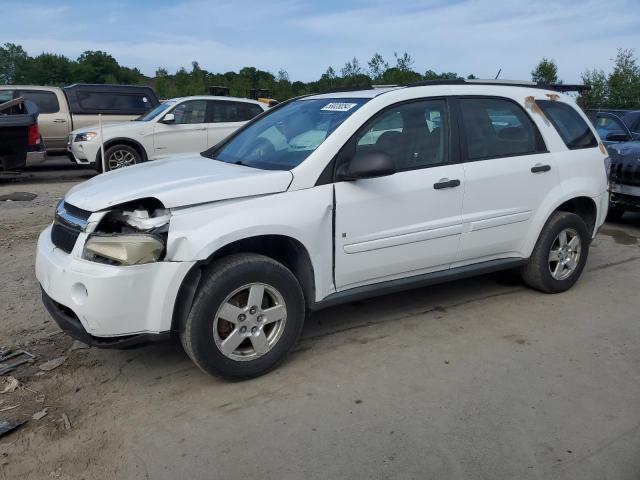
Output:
590 112 640 220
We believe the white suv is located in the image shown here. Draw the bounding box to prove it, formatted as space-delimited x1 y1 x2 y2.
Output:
67 95 267 171
36 80 609 379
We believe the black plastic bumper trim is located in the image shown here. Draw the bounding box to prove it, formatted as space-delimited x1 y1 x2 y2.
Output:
41 288 170 349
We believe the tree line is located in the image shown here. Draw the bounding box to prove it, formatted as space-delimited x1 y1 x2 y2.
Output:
1 42 639 109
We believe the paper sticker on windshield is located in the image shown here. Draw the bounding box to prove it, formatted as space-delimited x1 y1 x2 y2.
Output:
321 102 358 112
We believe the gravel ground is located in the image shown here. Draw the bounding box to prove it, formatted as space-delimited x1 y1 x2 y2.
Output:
0 157 639 479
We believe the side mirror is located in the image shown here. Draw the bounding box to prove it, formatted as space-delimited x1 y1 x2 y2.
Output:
337 151 396 181
606 132 630 142
161 113 175 124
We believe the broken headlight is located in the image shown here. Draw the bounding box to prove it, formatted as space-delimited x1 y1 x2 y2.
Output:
83 201 171 266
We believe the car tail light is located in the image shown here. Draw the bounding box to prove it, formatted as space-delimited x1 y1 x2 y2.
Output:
28 124 41 146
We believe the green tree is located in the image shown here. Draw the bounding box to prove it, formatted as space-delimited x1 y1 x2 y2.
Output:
368 53 389 80
531 57 559 84
607 48 640 108
74 50 120 83
22 53 73 85
394 51 414 72
0 43 29 84
580 69 608 108
341 57 363 77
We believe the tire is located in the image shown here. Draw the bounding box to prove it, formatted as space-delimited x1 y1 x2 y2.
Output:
180 254 305 380
521 211 590 294
103 144 141 172
606 205 625 222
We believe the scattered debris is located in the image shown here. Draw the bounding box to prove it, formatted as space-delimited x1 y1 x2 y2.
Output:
0 377 19 394
0 419 27 439
68 340 89 352
0 405 18 412
61 413 71 430
0 192 37 202
0 348 35 375
32 408 48 421
39 357 66 372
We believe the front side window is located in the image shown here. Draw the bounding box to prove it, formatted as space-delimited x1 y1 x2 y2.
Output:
460 98 542 160
18 90 59 114
171 100 207 124
210 98 369 170
136 100 175 121
355 99 448 170
537 100 597 150
595 115 627 140
0 90 14 103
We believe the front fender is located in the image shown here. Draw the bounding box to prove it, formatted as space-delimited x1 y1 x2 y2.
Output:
166 185 335 301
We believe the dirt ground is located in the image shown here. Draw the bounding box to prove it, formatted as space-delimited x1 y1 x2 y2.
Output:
1 157 639 479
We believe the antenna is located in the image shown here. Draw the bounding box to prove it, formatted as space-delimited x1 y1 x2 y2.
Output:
494 69 502 80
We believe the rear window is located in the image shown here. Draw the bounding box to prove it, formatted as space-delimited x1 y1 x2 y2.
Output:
537 101 598 150
76 91 151 113
18 90 60 114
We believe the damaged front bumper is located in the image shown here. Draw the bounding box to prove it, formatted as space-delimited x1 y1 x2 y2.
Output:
35 224 195 346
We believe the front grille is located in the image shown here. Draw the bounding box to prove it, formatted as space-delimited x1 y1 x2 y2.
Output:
50 201 91 253
611 160 640 187
51 221 81 253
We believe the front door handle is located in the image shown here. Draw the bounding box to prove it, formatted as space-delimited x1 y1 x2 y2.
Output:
433 178 461 190
53 118 67 123
531 164 551 173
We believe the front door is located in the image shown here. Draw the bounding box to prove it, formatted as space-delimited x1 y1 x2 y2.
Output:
153 99 208 158
334 98 465 290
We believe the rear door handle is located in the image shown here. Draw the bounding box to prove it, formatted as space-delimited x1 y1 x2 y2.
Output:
53 118 67 123
433 178 461 190
531 164 551 173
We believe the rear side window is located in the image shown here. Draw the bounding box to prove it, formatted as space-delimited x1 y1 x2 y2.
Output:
459 98 544 160
537 100 598 150
18 90 60 114
208 101 263 122
76 91 151 113
0 90 14 103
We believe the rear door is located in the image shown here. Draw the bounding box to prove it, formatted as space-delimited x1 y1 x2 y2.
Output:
152 99 208 157
455 96 559 264
205 100 265 148
17 89 70 150
334 98 465 289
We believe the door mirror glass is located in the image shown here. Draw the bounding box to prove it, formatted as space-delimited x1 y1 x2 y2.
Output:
605 132 630 142
161 113 175 124
338 151 396 181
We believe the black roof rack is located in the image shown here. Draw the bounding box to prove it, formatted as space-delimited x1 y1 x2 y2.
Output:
402 78 590 93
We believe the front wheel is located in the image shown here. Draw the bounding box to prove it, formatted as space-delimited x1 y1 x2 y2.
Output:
103 144 141 172
521 211 590 293
180 254 305 379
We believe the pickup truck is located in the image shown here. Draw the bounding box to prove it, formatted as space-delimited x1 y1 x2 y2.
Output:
0 84 160 155
0 97 45 171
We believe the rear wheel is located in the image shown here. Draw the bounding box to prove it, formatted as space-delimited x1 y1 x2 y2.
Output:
103 144 141 172
521 211 590 293
180 254 305 379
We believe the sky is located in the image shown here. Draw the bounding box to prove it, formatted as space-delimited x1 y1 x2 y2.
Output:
2 0 639 82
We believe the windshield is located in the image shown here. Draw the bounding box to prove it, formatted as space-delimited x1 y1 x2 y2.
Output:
136 100 176 121
208 97 369 170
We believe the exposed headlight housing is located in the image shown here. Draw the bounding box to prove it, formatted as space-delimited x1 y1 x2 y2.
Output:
74 131 98 142
83 199 171 266
84 234 164 265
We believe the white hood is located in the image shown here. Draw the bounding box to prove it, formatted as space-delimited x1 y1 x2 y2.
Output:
64 154 293 211
71 121 136 135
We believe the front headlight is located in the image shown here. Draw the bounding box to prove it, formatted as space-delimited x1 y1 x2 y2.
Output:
74 131 98 142
84 234 164 266
83 201 171 266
